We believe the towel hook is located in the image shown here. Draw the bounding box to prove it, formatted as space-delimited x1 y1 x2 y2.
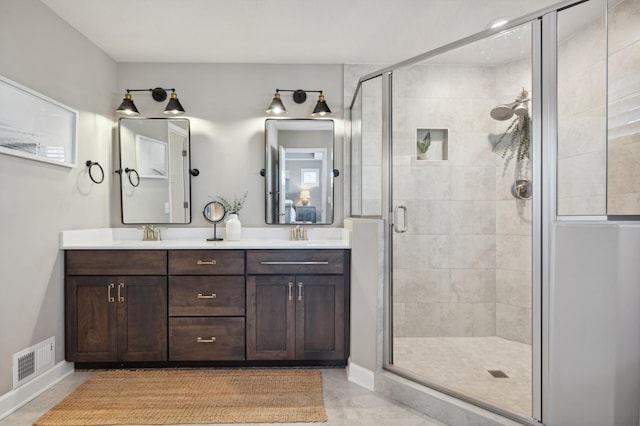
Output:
85 160 104 184
124 167 140 187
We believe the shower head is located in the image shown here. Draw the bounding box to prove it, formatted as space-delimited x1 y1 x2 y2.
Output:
490 103 518 121
490 89 530 121
513 99 529 116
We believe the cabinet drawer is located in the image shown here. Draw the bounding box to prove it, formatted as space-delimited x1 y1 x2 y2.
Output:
169 250 244 275
169 317 245 361
66 250 167 275
247 249 345 274
169 276 245 316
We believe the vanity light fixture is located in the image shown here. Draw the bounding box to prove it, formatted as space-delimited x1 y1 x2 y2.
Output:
312 93 331 116
116 87 185 115
266 92 287 114
266 89 332 116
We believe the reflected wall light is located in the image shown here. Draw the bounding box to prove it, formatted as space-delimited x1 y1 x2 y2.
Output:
117 87 185 115
266 89 332 116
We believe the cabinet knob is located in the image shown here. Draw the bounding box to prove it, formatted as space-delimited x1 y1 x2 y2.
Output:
196 337 217 343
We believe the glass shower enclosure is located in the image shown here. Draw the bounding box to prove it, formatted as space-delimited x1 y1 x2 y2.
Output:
388 22 535 419
350 15 539 424
349 0 612 422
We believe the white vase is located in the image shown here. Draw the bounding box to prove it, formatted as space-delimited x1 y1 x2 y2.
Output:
225 213 242 241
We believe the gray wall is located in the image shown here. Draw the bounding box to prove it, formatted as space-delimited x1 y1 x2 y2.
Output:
0 0 345 403
549 223 640 426
0 0 116 395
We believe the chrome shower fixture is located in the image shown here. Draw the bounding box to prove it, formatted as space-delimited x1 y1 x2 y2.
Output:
490 89 529 121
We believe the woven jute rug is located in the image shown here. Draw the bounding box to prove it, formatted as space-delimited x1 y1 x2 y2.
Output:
34 369 328 425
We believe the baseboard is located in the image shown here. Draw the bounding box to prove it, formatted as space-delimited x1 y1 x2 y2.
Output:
346 359 375 390
0 361 74 421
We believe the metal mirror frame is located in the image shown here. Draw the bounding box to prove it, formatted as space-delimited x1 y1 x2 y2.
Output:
118 117 194 225
263 118 336 225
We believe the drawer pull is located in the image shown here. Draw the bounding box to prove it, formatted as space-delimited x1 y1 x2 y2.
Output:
298 282 303 301
288 282 293 301
197 260 217 265
197 337 217 343
197 293 217 299
259 261 329 265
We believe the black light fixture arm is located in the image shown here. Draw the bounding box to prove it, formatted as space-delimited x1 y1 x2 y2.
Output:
124 87 177 102
275 89 324 104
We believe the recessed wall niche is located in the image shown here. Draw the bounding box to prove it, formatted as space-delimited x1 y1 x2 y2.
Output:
416 128 448 161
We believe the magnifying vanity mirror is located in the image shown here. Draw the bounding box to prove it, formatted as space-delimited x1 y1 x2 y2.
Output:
203 201 226 241
264 119 336 225
118 118 193 224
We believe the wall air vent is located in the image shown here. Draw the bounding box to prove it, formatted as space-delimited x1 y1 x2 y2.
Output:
12 337 55 389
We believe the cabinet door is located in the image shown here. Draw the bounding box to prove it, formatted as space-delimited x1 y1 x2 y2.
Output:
117 276 167 361
295 275 345 360
66 276 118 362
246 275 295 360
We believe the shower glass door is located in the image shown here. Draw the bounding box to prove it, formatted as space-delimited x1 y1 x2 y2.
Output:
389 21 536 420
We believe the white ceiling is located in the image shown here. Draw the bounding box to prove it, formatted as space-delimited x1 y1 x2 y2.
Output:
40 0 562 65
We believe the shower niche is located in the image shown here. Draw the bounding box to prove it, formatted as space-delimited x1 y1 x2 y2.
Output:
416 128 448 161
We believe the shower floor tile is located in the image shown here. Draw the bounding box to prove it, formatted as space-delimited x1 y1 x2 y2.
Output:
393 336 532 419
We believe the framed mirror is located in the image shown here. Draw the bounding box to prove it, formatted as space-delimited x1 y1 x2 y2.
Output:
118 118 192 224
264 119 335 225
203 201 226 241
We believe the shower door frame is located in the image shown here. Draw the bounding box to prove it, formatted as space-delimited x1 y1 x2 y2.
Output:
345 1 594 422
383 22 543 422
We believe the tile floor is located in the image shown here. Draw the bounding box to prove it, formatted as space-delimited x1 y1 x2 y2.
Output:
0 368 446 426
393 336 532 419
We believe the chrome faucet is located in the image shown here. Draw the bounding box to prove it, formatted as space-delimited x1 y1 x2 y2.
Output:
141 225 161 241
289 225 308 241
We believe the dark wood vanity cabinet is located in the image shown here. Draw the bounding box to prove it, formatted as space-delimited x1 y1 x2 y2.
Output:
64 251 167 363
246 250 349 362
168 250 246 361
65 247 349 366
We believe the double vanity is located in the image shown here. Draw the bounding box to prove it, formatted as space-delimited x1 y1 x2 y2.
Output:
61 228 351 368
66 116 349 368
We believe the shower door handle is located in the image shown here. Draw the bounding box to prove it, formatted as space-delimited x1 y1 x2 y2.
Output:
393 205 408 233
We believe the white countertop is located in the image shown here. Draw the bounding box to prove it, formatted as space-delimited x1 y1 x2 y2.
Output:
60 227 351 250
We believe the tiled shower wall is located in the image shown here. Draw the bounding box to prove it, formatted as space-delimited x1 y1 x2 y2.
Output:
494 58 533 344
389 60 533 345
607 0 640 214
557 2 608 216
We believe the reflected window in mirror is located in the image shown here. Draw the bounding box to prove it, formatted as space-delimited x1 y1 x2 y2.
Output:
264 119 335 225
118 118 192 224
